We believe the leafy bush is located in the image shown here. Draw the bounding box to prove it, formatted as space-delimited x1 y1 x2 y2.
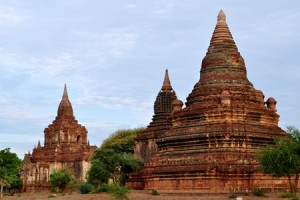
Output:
228 194 236 198
252 188 265 197
151 189 159 196
78 183 94 194
49 168 76 193
109 184 130 200
280 192 295 198
292 197 299 200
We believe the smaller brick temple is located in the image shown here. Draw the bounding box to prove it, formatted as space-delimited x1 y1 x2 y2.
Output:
129 69 180 189
135 69 178 162
20 84 96 191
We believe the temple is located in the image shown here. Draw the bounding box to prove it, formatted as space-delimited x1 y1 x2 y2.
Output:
127 10 288 192
20 84 96 191
135 69 178 162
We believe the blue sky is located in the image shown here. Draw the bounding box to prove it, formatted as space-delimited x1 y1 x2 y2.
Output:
0 0 299 158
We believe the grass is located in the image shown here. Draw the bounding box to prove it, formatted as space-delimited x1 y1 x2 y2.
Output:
252 188 266 197
280 192 295 198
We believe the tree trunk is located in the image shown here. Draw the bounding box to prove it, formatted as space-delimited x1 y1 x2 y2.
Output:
0 183 3 199
287 175 294 194
294 173 299 195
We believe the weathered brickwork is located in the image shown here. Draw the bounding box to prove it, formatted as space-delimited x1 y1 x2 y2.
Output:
135 69 178 162
127 10 288 192
20 85 96 191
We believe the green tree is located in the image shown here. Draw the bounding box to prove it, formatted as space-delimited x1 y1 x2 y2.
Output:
259 126 300 195
88 149 143 186
100 128 145 154
287 126 300 141
88 127 144 186
0 148 22 198
49 167 76 193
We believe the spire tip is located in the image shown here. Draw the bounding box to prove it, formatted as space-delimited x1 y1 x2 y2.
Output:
162 69 172 91
218 9 226 22
63 84 68 97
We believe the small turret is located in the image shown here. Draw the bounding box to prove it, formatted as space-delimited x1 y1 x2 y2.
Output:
266 97 277 112
172 99 183 113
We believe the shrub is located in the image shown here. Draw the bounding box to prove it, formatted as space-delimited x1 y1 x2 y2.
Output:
280 192 295 198
228 194 237 198
109 184 130 200
252 188 265 197
151 189 159 196
78 183 94 194
86 183 130 199
292 197 299 200
49 168 76 193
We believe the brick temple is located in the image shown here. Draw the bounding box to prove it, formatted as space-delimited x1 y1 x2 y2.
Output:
20 84 96 191
135 69 178 163
127 10 288 193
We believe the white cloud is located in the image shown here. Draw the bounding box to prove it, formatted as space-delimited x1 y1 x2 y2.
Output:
0 6 25 25
75 95 136 110
151 1 175 17
101 28 138 58
125 3 137 9
236 9 300 47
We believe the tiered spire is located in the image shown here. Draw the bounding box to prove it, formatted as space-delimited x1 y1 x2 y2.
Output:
154 69 177 114
198 9 251 87
207 10 237 53
57 84 74 118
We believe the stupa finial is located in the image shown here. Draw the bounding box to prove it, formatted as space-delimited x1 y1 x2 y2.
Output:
63 83 68 97
162 69 172 91
37 140 41 149
217 9 226 22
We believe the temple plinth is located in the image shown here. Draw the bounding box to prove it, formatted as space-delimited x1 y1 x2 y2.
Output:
20 84 96 191
127 10 288 193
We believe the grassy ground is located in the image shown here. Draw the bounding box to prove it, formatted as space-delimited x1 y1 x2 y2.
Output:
2 190 299 200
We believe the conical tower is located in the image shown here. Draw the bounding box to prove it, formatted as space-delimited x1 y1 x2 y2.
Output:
129 10 287 193
135 69 178 162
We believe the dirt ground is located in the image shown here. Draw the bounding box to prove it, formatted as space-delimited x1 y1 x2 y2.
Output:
2 190 299 200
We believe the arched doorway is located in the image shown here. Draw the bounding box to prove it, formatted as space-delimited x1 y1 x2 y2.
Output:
76 135 82 145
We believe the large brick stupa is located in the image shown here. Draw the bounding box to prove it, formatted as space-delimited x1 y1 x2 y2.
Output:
127 10 288 193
